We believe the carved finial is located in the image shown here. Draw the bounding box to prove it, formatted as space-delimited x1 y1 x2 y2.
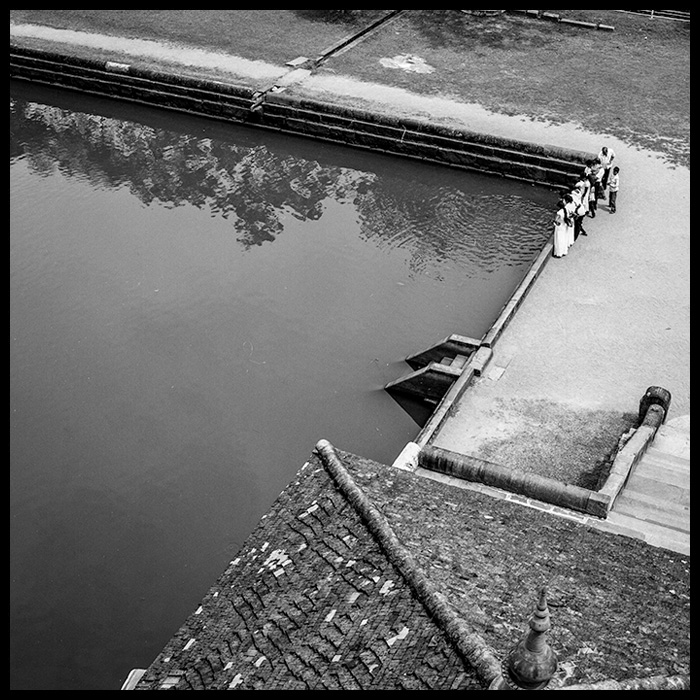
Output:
528 587 551 638
491 587 558 690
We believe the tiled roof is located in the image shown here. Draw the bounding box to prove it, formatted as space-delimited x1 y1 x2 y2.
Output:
134 441 690 690
133 445 488 690
341 448 690 688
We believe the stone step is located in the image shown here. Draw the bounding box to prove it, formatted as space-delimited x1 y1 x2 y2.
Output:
633 459 690 490
617 487 690 517
624 473 688 506
602 512 690 555
451 354 469 369
649 419 690 459
384 361 461 402
613 492 689 534
438 354 469 370
643 446 690 473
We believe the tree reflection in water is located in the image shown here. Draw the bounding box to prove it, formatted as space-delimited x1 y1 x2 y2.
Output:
10 91 553 276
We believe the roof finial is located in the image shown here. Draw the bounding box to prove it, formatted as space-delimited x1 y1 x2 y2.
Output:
490 586 558 690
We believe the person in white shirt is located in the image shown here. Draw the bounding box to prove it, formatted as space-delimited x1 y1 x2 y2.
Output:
570 176 589 239
607 166 620 213
598 146 616 192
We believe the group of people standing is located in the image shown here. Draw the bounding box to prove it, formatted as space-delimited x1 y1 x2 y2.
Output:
552 145 620 258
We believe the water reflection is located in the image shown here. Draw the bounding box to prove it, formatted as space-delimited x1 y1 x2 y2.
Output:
10 90 551 271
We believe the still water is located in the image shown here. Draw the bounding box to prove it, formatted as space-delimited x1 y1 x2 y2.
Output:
10 79 554 690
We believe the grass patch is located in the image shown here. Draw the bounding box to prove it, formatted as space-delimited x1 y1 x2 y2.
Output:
319 10 689 167
10 10 392 66
473 399 638 489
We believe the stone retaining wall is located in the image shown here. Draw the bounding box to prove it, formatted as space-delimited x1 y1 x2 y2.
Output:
10 45 255 121
10 43 591 189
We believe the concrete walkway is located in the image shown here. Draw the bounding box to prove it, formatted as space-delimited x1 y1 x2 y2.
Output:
10 21 690 553
419 120 690 553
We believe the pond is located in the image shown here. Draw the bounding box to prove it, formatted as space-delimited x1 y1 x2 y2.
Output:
10 79 554 690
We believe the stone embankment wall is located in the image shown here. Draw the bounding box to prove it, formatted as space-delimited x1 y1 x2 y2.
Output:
10 44 590 189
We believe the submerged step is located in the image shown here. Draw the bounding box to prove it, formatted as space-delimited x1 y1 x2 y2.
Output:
405 333 481 370
451 354 469 369
385 361 461 402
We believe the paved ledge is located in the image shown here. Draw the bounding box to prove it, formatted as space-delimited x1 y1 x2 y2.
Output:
481 241 554 350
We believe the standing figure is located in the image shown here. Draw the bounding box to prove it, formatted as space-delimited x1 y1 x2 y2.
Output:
563 194 577 249
552 199 569 258
587 173 598 218
598 146 616 192
607 166 620 213
570 178 589 240
590 158 605 200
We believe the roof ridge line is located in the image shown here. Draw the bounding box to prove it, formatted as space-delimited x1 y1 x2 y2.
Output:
314 438 502 688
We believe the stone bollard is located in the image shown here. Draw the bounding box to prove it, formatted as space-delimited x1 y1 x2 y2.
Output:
638 386 672 424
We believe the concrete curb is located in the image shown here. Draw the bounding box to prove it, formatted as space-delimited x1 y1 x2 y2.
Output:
481 239 554 349
418 446 599 516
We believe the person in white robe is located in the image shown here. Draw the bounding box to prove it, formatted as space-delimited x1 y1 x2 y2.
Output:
552 199 569 258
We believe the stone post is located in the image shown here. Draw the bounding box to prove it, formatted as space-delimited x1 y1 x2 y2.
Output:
638 385 672 424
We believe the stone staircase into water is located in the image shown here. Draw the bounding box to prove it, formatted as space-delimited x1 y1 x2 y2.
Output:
384 333 481 404
384 354 470 404
607 416 690 555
